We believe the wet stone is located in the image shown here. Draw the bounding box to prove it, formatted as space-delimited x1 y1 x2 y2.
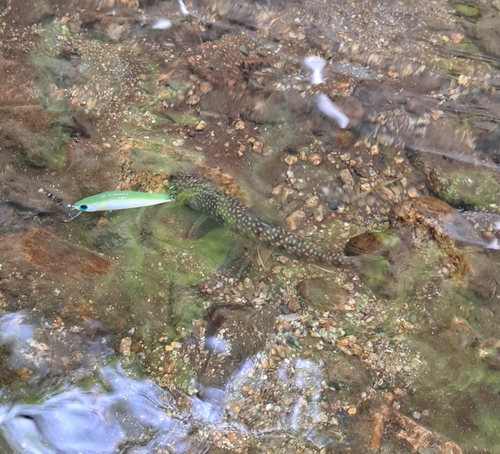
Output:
339 169 355 186
194 305 277 388
476 16 500 58
284 210 306 231
18 230 114 278
329 199 339 210
297 278 348 312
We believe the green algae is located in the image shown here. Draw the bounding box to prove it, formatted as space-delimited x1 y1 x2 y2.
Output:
455 4 480 18
433 169 500 209
379 241 500 451
122 135 204 173
73 200 232 348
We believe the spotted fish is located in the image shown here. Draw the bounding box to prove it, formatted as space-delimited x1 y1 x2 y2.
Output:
168 173 353 269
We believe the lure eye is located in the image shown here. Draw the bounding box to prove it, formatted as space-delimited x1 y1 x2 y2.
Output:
80 204 88 211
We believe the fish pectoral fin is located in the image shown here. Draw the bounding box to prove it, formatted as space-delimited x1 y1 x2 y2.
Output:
255 244 272 270
347 254 391 280
312 264 337 273
188 215 210 239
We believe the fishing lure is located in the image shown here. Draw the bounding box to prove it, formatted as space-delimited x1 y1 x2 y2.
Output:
168 173 355 270
66 191 173 221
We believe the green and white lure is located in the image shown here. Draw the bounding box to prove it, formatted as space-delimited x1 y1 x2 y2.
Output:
66 191 173 221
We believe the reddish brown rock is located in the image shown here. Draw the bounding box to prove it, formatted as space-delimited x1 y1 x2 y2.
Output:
20 230 113 277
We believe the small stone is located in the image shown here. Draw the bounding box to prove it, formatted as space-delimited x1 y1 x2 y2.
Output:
314 206 324 222
451 33 464 44
431 109 444 120
457 75 469 86
236 144 245 157
187 94 201 105
96 217 108 228
195 121 207 131
234 120 245 130
288 298 301 312
243 277 253 289
329 199 339 210
284 155 298 165
383 392 395 404
351 344 363 356
252 141 263 153
277 256 289 264
310 331 322 338
308 154 322 166
120 337 132 356
284 210 306 231
339 169 355 186
408 187 418 198
370 145 379 156
337 338 349 347
305 195 319 207
272 266 282 274
339 153 351 162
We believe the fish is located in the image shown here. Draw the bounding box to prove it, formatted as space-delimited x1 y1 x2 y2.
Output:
168 173 355 269
73 191 173 212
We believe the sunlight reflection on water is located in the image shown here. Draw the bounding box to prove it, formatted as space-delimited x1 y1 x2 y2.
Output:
0 313 333 453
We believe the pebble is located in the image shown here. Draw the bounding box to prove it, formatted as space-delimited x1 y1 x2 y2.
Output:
252 141 263 153
195 121 207 131
457 75 469 87
308 154 322 166
314 206 324 222
284 155 298 165
407 187 418 198
305 195 319 207
243 277 253 289
120 337 132 356
284 210 306 231
339 169 355 186
329 199 339 210
234 120 245 130
288 298 301 312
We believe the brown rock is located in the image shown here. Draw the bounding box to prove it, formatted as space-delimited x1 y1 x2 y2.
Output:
297 278 348 312
339 169 355 186
20 230 113 277
287 298 301 312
